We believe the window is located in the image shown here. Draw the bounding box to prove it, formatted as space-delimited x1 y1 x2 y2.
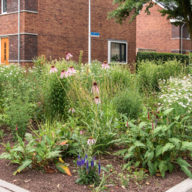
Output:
1 0 7 13
108 40 128 63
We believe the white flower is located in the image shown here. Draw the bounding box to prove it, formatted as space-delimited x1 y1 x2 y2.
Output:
87 137 96 146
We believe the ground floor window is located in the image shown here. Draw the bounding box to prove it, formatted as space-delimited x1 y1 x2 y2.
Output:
108 40 128 63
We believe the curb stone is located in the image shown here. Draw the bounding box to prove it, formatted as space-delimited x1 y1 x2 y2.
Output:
0 179 30 192
165 178 192 192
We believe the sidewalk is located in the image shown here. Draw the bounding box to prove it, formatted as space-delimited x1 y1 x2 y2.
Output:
0 179 29 192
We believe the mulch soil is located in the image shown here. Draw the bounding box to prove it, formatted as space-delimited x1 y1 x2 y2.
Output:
0 129 187 192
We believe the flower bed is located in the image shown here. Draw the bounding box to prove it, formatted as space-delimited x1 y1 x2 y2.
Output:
0 56 191 191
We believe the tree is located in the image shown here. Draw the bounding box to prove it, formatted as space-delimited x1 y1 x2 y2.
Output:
109 0 192 38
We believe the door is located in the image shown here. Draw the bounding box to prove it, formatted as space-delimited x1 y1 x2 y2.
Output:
1 38 9 65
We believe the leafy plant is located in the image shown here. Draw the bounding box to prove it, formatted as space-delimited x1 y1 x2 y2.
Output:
115 108 192 178
76 154 101 186
0 123 66 175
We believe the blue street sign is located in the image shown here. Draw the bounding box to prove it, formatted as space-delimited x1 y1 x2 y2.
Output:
91 32 100 37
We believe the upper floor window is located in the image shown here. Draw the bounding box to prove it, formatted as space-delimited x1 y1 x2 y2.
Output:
1 0 7 14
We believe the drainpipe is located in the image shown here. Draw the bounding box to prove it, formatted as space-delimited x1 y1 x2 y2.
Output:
180 23 185 54
18 0 20 64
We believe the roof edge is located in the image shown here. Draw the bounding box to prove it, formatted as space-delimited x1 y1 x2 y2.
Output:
152 0 165 9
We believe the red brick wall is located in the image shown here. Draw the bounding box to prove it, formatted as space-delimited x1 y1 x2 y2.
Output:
24 0 136 63
1 0 136 64
137 3 180 53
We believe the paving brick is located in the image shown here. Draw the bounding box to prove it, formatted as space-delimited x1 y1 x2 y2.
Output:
165 179 192 192
0 180 29 192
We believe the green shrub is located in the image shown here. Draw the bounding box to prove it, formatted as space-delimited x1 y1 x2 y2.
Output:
137 52 189 65
113 89 143 119
137 60 185 92
158 60 184 80
44 73 69 120
137 61 160 92
0 65 38 137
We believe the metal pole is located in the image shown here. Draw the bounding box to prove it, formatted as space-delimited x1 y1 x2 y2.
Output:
18 0 20 64
88 0 91 64
181 23 185 54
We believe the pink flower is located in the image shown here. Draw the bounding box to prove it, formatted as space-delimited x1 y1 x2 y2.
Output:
80 130 84 135
68 108 75 113
66 53 73 61
68 66 76 75
92 82 99 95
50 66 58 74
87 137 96 146
101 61 110 70
60 69 72 78
60 70 65 79
94 96 101 105
16 125 18 131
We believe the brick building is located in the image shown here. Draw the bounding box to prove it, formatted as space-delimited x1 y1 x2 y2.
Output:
0 0 136 65
137 0 192 54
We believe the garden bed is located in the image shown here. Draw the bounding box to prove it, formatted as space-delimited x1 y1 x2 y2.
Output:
0 153 187 192
0 58 192 192
0 133 187 192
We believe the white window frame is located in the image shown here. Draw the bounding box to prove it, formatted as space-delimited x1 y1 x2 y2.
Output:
1 0 7 14
108 40 128 64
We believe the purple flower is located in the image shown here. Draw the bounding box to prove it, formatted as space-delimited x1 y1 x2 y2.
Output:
91 159 94 168
98 162 101 174
86 160 89 171
81 158 85 166
77 156 82 167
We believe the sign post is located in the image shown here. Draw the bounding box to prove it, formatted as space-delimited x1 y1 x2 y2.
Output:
88 0 91 65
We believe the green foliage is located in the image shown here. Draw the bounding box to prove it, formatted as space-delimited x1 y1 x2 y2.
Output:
115 108 192 178
0 65 40 137
0 132 62 175
137 60 184 92
136 52 189 65
137 61 160 92
113 89 143 119
45 74 69 120
0 57 191 183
